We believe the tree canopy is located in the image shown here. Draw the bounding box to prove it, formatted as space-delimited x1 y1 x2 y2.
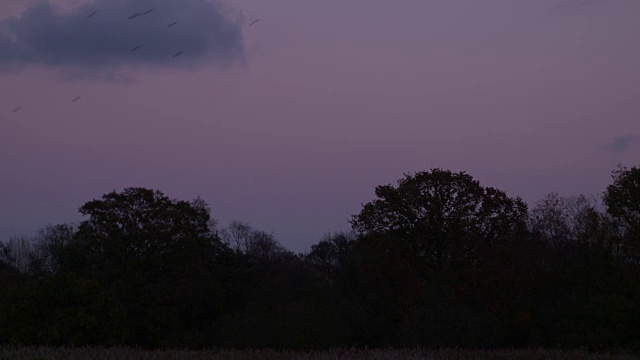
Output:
351 169 527 269
604 165 640 260
605 166 640 236
2 166 640 350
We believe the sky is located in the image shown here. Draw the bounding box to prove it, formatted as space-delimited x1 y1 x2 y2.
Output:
1 0 638 253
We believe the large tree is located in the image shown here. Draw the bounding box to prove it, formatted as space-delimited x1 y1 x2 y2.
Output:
350 169 527 270
75 187 225 347
76 188 219 274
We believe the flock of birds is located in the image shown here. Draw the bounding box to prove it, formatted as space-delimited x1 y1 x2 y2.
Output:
8 7 260 114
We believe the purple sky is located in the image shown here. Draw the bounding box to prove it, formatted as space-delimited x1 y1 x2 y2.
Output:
1 0 639 252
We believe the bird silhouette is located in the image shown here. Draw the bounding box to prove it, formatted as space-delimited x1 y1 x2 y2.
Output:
12 106 23 113
128 13 141 20
142 9 155 15
167 21 179 28
131 45 142 52
249 18 260 26
88 11 98 18
173 51 184 57
72 96 82 103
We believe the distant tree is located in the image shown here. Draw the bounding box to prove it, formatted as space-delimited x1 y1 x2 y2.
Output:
604 165 640 260
220 220 252 253
1 237 34 273
351 169 527 270
220 220 289 261
0 241 19 279
28 224 85 276
0 242 11 266
306 232 357 285
215 226 331 349
528 193 572 243
528 193 614 249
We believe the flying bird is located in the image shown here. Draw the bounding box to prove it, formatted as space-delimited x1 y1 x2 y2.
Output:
167 21 179 28
173 51 184 57
142 9 155 15
249 18 260 26
131 45 142 52
72 96 82 103
88 11 98 18
12 106 23 113
127 13 141 20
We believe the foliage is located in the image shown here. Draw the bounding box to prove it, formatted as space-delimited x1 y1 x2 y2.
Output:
351 169 527 271
220 220 290 261
29 224 84 276
2 165 640 350
604 165 640 260
76 188 220 277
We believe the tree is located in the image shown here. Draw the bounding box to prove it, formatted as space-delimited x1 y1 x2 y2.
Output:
29 224 85 276
604 165 640 258
76 188 220 275
528 193 572 244
528 193 614 250
306 232 357 285
220 220 253 253
74 187 225 347
220 220 289 262
351 169 527 270
0 241 20 281
1 237 34 273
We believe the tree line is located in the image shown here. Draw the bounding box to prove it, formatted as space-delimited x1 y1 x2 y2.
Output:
1 165 639 350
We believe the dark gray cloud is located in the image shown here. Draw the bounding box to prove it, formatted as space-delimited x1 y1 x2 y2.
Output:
0 0 245 74
609 134 640 154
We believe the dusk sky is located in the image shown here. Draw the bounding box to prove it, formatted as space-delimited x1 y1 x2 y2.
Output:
1 0 638 252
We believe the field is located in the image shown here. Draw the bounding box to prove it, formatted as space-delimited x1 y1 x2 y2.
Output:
0 348 638 360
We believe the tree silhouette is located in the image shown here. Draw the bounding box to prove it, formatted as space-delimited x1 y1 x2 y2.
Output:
351 169 527 270
605 165 640 261
220 220 289 262
73 187 225 347
3 166 640 350
28 224 83 276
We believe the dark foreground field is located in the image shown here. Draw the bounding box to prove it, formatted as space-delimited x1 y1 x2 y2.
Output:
0 348 638 360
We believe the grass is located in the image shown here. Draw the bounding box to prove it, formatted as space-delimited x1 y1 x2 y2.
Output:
0 347 638 360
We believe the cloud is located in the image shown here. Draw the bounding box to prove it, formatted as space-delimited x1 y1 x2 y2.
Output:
608 134 640 154
0 0 245 75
